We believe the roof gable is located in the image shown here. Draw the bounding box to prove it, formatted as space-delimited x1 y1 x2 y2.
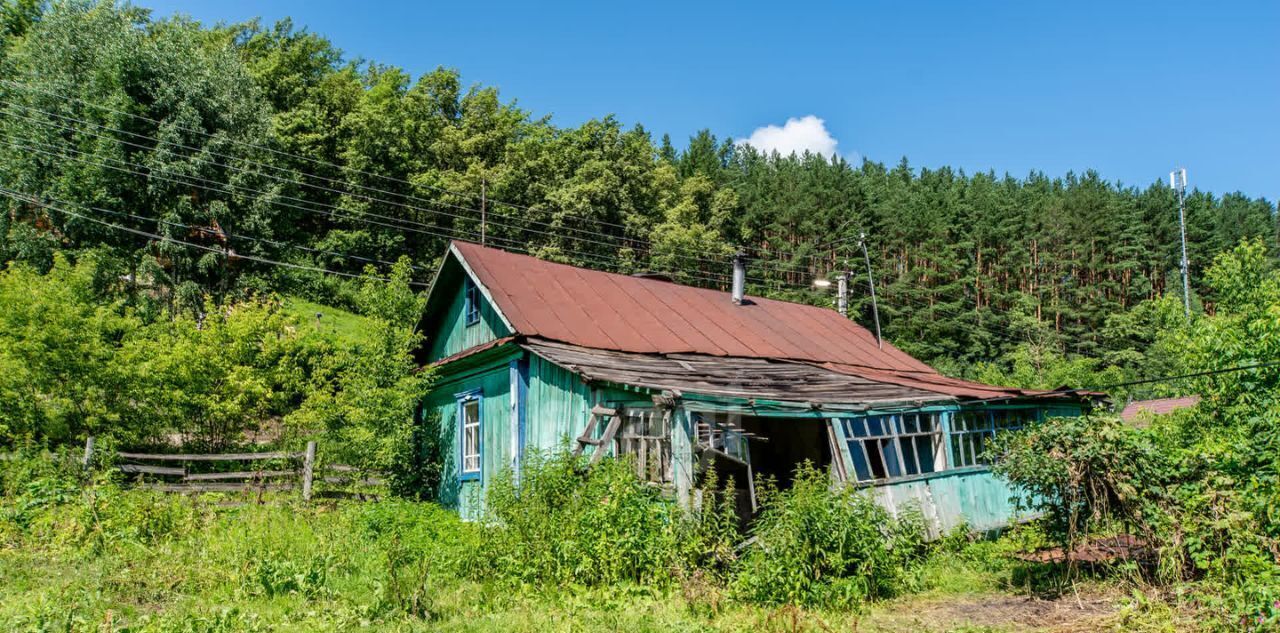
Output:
418 245 514 363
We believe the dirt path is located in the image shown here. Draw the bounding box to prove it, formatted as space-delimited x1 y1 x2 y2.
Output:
855 591 1120 632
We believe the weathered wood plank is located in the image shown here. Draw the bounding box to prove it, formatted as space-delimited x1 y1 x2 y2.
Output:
590 414 624 467
322 476 385 486
118 464 185 476
183 470 295 481
117 451 302 462
144 482 295 493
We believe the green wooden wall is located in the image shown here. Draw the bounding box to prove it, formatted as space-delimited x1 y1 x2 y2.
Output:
829 404 1082 536
423 361 516 519
522 354 593 451
425 276 511 363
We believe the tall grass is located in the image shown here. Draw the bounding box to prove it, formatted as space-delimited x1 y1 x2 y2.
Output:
0 450 1146 631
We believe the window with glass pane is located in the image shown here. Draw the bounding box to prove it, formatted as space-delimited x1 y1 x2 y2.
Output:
950 409 1036 467
461 398 481 474
844 416 915 482
463 278 481 326
896 412 943 475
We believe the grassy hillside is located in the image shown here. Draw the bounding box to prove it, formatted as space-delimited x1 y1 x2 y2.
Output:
282 297 378 347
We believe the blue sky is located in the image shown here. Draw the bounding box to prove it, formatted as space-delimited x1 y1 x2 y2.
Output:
143 0 1278 201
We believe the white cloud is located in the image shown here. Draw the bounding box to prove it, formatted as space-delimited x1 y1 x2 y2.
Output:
739 115 839 158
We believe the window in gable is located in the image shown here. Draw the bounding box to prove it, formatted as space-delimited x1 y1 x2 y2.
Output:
464 278 481 326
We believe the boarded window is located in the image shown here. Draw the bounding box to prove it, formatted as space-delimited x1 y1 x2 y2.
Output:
460 397 481 474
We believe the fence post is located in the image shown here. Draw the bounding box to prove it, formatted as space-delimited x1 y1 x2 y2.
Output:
301 441 317 502
82 436 95 472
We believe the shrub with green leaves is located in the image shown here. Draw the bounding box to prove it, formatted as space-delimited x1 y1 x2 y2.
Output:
478 449 685 586
732 463 928 608
988 414 1172 556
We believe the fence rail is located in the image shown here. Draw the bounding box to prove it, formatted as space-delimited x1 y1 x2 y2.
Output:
77 437 382 502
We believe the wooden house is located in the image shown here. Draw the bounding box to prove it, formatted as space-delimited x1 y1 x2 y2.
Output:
416 241 1091 534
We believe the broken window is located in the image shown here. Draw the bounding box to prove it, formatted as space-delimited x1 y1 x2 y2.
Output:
843 413 943 483
614 408 673 484
950 408 1036 468
897 412 944 476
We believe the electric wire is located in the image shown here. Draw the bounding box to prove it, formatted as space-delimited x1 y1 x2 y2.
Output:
0 82 841 275
0 185 424 286
0 131 744 288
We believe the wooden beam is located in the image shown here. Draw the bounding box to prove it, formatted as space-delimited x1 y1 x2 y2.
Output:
118 464 184 476
589 414 624 467
184 470 294 481
117 451 302 462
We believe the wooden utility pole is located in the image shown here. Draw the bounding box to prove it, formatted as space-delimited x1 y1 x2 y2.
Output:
859 232 883 349
480 178 487 246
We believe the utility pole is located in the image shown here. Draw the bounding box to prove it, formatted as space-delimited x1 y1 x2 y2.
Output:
858 232 882 349
480 177 487 246
836 270 849 317
1171 168 1190 320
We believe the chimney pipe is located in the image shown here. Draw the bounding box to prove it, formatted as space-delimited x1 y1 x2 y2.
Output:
731 250 746 305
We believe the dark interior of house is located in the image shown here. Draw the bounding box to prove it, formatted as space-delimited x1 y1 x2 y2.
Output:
741 417 832 488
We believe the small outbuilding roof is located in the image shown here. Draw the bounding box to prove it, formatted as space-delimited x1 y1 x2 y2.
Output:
1120 396 1200 423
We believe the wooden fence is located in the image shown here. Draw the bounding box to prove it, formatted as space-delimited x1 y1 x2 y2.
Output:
80 437 383 502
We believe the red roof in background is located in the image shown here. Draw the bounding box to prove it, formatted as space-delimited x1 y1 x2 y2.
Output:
447 241 1078 402
1120 396 1200 422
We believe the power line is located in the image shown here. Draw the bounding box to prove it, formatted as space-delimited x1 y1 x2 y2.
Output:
0 82 840 276
0 128 781 288
952 360 1280 408
18 190 434 275
0 133 749 289
0 185 424 287
0 99 671 257
0 109 767 284
0 80 703 257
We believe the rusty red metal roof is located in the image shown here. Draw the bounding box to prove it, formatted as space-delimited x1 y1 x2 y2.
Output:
453 241 934 372
1120 396 1200 422
446 241 1081 402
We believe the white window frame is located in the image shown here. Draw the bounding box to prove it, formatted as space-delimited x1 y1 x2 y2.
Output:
458 391 482 478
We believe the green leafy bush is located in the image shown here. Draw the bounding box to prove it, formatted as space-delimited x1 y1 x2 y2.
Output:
478 449 685 586
732 463 928 608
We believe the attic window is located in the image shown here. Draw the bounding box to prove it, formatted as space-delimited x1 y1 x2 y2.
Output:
464 278 480 326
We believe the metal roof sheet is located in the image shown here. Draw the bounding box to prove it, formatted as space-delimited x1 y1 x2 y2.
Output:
442 242 1091 403
1120 396 1200 422
453 241 934 373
